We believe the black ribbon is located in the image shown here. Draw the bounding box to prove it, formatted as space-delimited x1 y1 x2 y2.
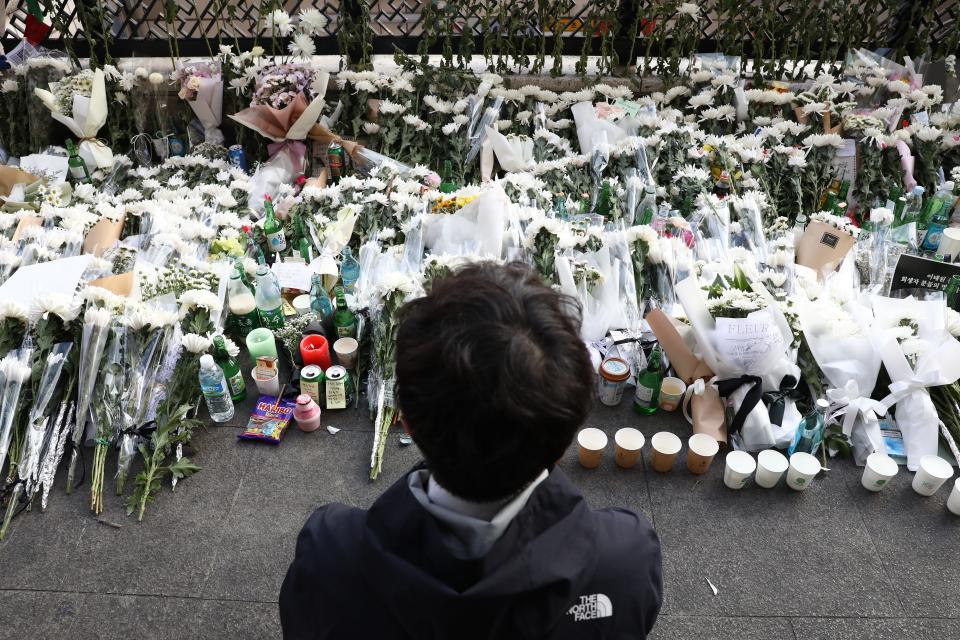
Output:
762 375 806 426
116 420 157 444
716 375 764 436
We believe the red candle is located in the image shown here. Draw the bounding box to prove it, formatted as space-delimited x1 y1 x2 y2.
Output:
299 334 332 370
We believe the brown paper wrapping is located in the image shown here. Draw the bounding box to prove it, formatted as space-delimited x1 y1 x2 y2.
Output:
795 219 855 276
83 215 125 256
690 385 727 449
793 109 842 135
646 309 712 383
11 215 42 242
307 123 365 167
645 309 728 447
0 167 38 198
89 271 134 296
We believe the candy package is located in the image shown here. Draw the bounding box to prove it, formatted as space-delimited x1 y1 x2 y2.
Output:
238 394 296 444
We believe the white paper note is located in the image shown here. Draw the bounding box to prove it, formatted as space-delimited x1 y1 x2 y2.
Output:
271 260 314 292
0 255 93 306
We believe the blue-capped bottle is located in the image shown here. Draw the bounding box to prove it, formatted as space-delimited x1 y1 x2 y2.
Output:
199 354 235 422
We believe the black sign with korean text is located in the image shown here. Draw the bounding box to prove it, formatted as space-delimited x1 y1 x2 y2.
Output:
891 254 960 292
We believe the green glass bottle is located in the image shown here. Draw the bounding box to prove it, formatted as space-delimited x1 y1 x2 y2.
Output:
263 197 286 253
66 139 91 184
333 285 357 339
596 181 613 217
633 344 664 415
439 159 457 194
212 335 246 402
945 275 960 311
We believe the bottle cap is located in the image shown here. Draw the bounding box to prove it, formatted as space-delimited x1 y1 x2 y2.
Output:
816 398 830 409
200 354 214 367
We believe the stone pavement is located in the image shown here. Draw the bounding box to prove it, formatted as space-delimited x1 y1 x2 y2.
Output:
1 398 959 639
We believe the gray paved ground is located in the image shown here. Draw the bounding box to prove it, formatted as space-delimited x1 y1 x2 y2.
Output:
1 397 959 639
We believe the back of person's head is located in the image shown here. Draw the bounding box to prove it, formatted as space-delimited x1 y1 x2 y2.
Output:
396 261 593 502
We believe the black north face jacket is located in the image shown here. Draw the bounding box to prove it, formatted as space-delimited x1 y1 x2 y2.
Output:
280 466 662 639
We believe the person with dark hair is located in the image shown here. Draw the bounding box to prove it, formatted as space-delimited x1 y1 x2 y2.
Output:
280 262 662 639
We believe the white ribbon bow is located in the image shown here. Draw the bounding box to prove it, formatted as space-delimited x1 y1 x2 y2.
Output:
881 370 942 408
826 380 888 438
682 376 717 425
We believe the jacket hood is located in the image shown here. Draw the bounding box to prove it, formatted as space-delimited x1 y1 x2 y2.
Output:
360 466 599 639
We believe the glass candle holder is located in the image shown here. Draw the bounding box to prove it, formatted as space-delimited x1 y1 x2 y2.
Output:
246 328 278 360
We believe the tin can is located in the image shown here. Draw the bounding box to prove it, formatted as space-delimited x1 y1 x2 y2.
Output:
598 357 630 406
300 365 324 405
228 144 248 172
324 365 352 409
327 142 345 183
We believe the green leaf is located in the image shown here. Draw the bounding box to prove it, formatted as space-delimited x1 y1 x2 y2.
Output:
169 458 201 480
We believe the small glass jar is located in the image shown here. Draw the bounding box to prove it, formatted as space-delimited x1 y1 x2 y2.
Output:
598 357 631 406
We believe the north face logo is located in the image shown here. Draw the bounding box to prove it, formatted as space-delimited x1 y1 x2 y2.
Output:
567 594 613 621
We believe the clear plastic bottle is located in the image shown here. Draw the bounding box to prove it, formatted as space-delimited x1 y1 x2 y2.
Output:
254 263 285 330
340 246 361 294
199 354 235 422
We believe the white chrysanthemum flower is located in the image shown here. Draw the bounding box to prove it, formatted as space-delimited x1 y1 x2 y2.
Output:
362 122 381 135
945 308 960 338
378 271 420 296
178 289 223 318
181 333 212 354
30 293 81 323
84 305 113 328
265 9 294 36
298 8 329 34
148 72 164 86
0 300 29 323
1 79 18 93
913 125 943 142
378 100 406 115
0 355 31 384
289 32 316 58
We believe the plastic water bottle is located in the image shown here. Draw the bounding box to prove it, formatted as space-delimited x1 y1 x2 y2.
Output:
199 354 235 422
340 246 361 294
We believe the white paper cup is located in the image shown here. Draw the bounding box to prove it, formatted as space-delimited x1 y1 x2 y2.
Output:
861 453 899 492
723 451 756 490
614 428 645 469
577 428 608 469
947 479 960 516
686 433 720 475
755 449 789 489
293 294 312 315
912 455 954 496
252 367 280 396
786 452 821 491
650 431 682 472
333 337 359 369
938 227 960 261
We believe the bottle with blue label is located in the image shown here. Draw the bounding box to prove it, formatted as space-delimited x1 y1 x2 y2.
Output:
340 246 361 294
263 197 287 253
921 182 955 252
199 354 235 422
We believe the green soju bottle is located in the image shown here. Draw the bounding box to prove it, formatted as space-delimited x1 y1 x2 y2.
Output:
263 197 286 253
633 344 664 415
213 335 246 402
439 159 457 194
333 285 357 339
66 139 91 184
